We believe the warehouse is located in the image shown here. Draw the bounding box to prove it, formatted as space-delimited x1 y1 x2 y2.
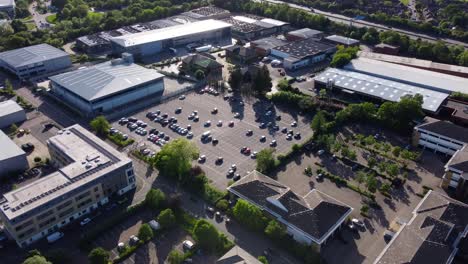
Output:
250 36 288 57
0 130 28 178
314 67 449 113
0 100 26 128
285 28 324 41
324 35 360 47
0 44 71 80
182 6 230 20
270 38 336 70
110 19 232 58
221 15 288 40
345 58 468 94
49 54 165 117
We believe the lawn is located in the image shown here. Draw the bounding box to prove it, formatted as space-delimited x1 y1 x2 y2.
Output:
46 14 57 24
399 0 409 5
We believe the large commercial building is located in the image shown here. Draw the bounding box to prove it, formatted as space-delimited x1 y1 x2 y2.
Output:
228 171 352 248
0 44 71 79
49 54 165 117
110 19 232 58
0 130 28 178
221 15 288 40
285 28 324 41
0 124 136 247
413 118 468 198
324 35 360 47
0 100 26 128
374 191 468 264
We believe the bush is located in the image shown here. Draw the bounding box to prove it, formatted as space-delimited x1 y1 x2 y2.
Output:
215 199 229 211
258 256 269 264
157 208 176 229
232 199 267 232
193 219 220 252
34 157 42 162
167 250 184 264
203 184 227 205
138 223 154 242
88 247 109 264
360 205 369 217
145 188 166 211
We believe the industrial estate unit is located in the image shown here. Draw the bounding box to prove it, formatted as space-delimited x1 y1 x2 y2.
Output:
0 100 26 128
0 130 28 178
0 124 136 247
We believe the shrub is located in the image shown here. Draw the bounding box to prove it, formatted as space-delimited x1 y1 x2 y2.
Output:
88 247 109 264
215 199 229 211
167 250 184 264
34 157 42 162
157 208 176 229
258 256 269 264
137 223 154 242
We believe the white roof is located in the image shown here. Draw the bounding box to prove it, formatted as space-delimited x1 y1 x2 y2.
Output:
0 100 24 117
111 19 232 48
0 130 25 162
260 18 288 26
0 0 15 7
315 68 449 112
345 57 468 94
0 44 69 68
232 15 257 24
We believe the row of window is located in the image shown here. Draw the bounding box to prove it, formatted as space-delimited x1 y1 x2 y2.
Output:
419 138 459 152
419 130 464 147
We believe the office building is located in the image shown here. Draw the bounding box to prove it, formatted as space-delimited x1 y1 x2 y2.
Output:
110 19 232 58
0 100 26 128
0 44 71 79
228 171 352 248
0 124 136 247
374 191 468 264
49 54 165 117
270 38 336 70
0 130 28 178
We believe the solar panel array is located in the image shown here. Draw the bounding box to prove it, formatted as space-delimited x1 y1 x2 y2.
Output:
315 68 449 112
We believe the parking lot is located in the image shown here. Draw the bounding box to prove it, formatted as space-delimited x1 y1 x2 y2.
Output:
113 90 314 189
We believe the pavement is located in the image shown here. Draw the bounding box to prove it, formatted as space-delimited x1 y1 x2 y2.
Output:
28 1 55 29
254 0 468 48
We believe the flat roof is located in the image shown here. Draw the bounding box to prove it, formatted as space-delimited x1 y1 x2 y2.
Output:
0 129 25 162
274 38 336 59
443 99 468 121
345 58 468 94
0 44 69 68
0 125 131 220
325 35 359 45
49 59 164 102
359 51 468 76
287 28 323 38
0 0 15 7
416 118 468 143
260 18 288 26
111 19 231 48
315 68 449 112
251 36 288 50
0 100 24 117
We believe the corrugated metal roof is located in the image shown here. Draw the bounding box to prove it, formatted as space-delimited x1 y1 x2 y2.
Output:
315 68 449 112
345 58 468 94
0 44 69 68
111 19 231 48
325 35 359 45
49 60 164 102
0 130 25 161
0 100 24 117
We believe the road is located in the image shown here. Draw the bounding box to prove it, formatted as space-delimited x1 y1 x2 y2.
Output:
28 0 55 30
255 0 468 48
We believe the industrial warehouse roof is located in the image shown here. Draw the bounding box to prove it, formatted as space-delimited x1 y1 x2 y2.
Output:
0 100 23 117
251 36 288 50
111 19 232 47
0 0 15 7
345 58 468 94
0 44 69 68
0 130 24 162
287 28 323 39
0 125 131 220
274 38 336 60
315 68 449 112
325 35 359 46
49 59 164 102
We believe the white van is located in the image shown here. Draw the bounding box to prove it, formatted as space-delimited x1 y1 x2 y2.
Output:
201 131 211 139
47 232 64 243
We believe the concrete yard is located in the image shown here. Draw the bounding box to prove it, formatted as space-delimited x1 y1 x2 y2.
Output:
112 90 314 189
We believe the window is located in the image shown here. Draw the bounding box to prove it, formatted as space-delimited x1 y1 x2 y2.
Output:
39 217 57 228
58 207 74 218
75 191 91 201
57 200 73 211
37 209 54 221
126 169 134 177
15 220 34 232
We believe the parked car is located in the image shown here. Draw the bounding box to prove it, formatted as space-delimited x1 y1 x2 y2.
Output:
129 235 139 245
47 232 64 243
351 218 365 228
80 217 92 226
21 143 35 152
183 240 195 251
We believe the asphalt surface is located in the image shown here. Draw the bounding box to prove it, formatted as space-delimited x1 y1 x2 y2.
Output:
255 0 468 48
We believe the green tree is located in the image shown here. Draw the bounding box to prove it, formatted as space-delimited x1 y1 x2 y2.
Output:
264 220 286 240
228 66 243 91
457 51 468 66
167 250 184 264
151 138 199 182
232 199 266 231
215 199 229 211
192 220 220 251
367 157 377 168
52 0 69 10
258 256 269 264
386 163 399 177
145 188 166 210
23 255 51 264
311 110 327 136
319 88 327 99
138 223 154 241
377 94 424 131
195 69 205 80
4 79 14 95
365 173 378 193
252 64 272 96
256 148 276 174
88 247 109 264
356 170 367 189
157 208 176 229
89 116 110 136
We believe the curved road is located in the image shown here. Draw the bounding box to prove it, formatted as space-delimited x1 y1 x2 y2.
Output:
256 0 468 48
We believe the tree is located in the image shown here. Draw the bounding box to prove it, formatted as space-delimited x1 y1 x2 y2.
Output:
392 146 401 157
319 88 327 99
145 188 166 210
365 173 378 193
193 219 220 251
258 256 269 264
151 138 199 182
157 208 176 229
367 157 377 168
11 19 27 32
215 199 229 211
88 247 109 264
386 163 399 177
52 0 68 10
252 64 272 96
232 199 266 231
4 79 14 95
167 250 184 264
23 255 51 264
138 223 154 241
377 94 424 131
356 170 367 189
228 66 243 90
264 220 286 240
195 69 205 80
89 116 110 136
256 148 276 174
458 51 468 66
311 110 327 136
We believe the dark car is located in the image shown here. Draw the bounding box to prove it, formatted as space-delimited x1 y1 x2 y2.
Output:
233 174 241 181
21 143 35 152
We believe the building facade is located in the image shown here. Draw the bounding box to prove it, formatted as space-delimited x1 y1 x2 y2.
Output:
49 54 165 117
0 100 26 128
0 130 28 178
0 125 136 247
0 44 71 80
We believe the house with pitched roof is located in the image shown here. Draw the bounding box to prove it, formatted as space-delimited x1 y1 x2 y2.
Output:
227 171 352 248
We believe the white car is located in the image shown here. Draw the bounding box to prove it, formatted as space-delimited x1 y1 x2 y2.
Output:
351 218 365 228
183 240 195 251
80 218 91 226
317 149 325 155
130 235 139 245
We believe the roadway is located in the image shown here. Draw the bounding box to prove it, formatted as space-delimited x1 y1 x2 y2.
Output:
255 0 468 48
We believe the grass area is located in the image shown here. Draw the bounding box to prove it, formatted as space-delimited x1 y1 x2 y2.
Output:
46 14 57 24
400 0 409 5
25 23 37 31
108 134 135 148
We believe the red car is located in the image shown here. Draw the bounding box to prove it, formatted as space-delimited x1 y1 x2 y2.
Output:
244 148 251 155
